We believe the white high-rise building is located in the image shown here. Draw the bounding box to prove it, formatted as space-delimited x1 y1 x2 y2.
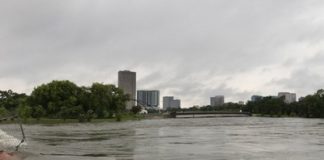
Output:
163 96 181 110
137 90 160 108
118 70 136 110
210 95 225 106
278 92 296 104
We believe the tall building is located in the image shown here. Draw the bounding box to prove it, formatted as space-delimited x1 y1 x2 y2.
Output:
163 96 181 110
118 70 136 110
210 95 225 106
278 92 296 104
137 90 160 108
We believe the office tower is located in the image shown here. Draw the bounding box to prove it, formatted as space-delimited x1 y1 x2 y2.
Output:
210 95 225 106
137 90 160 108
163 96 181 110
278 92 296 104
118 70 136 110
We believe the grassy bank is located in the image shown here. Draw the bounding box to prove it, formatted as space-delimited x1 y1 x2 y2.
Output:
0 114 146 125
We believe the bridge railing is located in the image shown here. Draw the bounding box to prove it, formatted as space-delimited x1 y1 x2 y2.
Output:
169 111 252 118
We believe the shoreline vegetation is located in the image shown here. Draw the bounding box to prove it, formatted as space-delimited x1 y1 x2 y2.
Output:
1 80 324 124
0 80 137 123
0 114 146 125
0 113 166 125
163 89 324 119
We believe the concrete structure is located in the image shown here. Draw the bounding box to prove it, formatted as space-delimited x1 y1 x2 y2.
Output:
137 90 160 108
163 96 181 110
278 92 296 104
171 99 181 109
118 70 136 110
251 95 263 102
163 97 173 110
210 95 225 106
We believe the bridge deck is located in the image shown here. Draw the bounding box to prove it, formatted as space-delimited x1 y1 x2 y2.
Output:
175 111 251 115
170 111 251 118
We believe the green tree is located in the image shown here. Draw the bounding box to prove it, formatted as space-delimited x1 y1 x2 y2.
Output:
110 86 128 119
0 90 27 112
0 106 8 116
32 105 45 121
29 80 82 118
17 105 32 121
297 89 324 118
60 105 84 121
89 83 128 119
89 83 113 118
131 106 142 114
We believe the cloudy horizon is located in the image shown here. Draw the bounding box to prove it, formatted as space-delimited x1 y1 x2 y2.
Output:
1 0 324 107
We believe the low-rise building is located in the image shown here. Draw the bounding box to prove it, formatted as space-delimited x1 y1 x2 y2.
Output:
163 96 181 110
278 92 296 104
210 95 225 106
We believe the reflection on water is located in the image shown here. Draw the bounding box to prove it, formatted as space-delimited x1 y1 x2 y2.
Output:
1 117 324 160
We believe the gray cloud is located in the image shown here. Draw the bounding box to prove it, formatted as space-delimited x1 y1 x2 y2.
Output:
1 0 324 107
272 53 324 97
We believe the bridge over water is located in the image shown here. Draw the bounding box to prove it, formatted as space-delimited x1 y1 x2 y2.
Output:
170 111 252 118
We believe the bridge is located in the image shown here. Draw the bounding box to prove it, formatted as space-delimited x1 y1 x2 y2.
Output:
169 111 252 118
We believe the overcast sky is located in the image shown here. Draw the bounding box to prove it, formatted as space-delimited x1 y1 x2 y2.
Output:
1 0 324 107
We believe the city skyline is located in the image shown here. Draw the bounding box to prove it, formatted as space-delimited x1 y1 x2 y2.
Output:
1 0 324 107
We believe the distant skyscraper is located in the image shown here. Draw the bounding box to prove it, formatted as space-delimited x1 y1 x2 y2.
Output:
137 90 160 108
163 96 181 110
278 92 296 104
210 95 225 106
118 70 136 110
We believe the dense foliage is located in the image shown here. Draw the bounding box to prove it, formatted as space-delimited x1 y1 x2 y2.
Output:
181 103 244 113
241 89 324 118
2 82 324 121
0 90 27 112
181 89 324 118
0 80 129 121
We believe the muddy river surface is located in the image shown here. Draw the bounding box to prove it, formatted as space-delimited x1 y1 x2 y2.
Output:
2 117 324 160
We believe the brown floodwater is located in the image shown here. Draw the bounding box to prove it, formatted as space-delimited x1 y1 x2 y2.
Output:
1 117 324 160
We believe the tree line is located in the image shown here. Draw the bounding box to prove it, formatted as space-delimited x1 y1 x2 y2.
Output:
2 81 324 120
170 102 243 113
0 80 129 122
242 89 324 118
176 89 324 118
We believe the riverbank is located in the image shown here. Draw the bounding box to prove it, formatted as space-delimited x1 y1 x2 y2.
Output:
252 113 304 118
0 114 148 125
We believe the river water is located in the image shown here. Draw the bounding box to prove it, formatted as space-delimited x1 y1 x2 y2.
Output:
1 117 324 160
